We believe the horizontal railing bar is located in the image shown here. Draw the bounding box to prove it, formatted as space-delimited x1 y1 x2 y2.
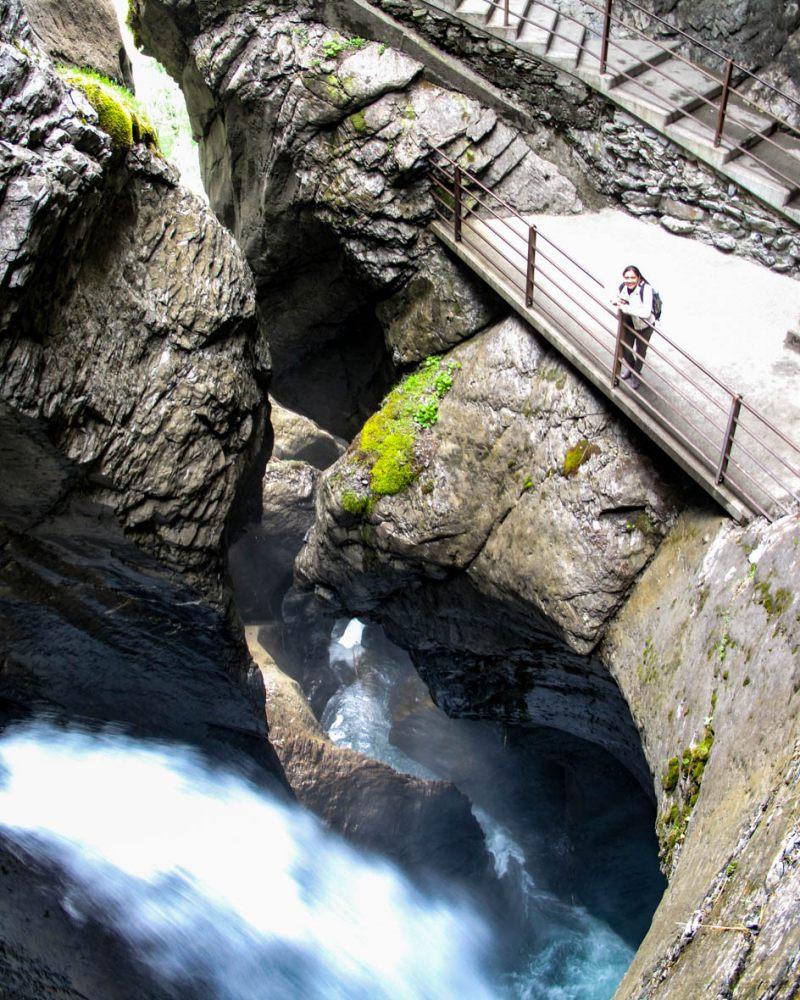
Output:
457 228 528 296
486 0 800 176
621 0 800 116
454 0 800 182
454 214 531 280
739 400 800 462
723 453 792 517
430 155 800 521
480 0 800 133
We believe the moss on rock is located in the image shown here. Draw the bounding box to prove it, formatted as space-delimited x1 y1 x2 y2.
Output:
335 355 460 515
58 66 159 150
562 439 600 477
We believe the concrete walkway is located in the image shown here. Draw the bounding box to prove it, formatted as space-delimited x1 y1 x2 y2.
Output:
433 205 800 519
525 208 800 438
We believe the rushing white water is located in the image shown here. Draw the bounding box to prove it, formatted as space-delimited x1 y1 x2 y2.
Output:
323 619 638 1000
0 722 496 999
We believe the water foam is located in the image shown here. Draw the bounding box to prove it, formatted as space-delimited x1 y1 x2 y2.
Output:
0 722 494 999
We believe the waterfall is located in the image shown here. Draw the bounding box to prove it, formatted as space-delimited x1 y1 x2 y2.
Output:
323 619 642 1000
0 722 495 999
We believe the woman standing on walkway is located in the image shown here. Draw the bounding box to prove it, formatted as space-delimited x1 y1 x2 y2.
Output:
612 265 654 390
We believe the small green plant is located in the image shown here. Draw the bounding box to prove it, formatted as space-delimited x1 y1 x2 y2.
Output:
293 25 310 46
414 400 439 428
378 43 387 55
726 860 738 877
562 439 600 477
662 756 680 792
341 490 369 516
522 475 534 491
322 35 367 58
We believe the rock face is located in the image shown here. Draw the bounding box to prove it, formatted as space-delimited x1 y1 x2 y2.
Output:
295 315 682 780
23 0 133 87
604 509 800 999
639 0 800 74
132 0 584 431
0 8 271 595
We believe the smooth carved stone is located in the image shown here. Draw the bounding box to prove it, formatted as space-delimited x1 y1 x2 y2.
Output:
270 398 346 469
23 0 133 87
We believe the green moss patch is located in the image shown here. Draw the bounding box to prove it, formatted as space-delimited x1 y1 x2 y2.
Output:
337 355 460 515
562 439 600 477
754 579 791 618
658 718 715 871
59 66 159 150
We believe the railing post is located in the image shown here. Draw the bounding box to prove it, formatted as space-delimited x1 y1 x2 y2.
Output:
714 59 734 147
599 0 613 74
716 392 742 484
504 0 509 28
611 310 626 386
454 165 462 243
525 226 537 307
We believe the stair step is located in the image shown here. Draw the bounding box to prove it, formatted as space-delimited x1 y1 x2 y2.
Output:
583 37 678 87
546 13 586 66
481 135 531 186
725 150 794 203
485 0 527 30
668 95 777 159
517 2 558 50
455 0 491 16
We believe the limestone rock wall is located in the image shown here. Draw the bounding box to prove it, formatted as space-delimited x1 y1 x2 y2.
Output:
23 0 133 87
0 6 271 596
132 0 585 431
604 510 800 998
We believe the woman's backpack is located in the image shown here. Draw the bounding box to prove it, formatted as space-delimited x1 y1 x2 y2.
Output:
619 281 663 321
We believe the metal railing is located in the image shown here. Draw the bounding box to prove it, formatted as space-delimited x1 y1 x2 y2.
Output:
425 0 800 205
429 148 800 521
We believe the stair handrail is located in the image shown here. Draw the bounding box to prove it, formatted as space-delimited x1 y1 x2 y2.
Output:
429 147 800 520
460 0 800 197
620 0 800 116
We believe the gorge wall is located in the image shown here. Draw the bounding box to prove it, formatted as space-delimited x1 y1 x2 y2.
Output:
3 0 798 994
127 0 799 994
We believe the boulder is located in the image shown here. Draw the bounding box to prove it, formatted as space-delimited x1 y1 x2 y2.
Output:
294 315 681 775
246 626 492 882
270 397 346 469
23 0 133 88
377 242 504 366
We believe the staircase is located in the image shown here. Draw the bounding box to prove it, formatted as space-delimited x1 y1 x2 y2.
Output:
433 0 800 225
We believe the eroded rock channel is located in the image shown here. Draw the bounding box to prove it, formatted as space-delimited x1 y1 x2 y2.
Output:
0 0 798 996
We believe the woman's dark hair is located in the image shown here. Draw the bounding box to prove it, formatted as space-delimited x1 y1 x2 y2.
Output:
622 265 645 282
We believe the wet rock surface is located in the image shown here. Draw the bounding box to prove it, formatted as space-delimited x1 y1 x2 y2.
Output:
604 510 800 999
295 315 682 778
0 10 271 595
246 625 492 883
0 402 288 996
132 0 583 427
23 0 133 87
